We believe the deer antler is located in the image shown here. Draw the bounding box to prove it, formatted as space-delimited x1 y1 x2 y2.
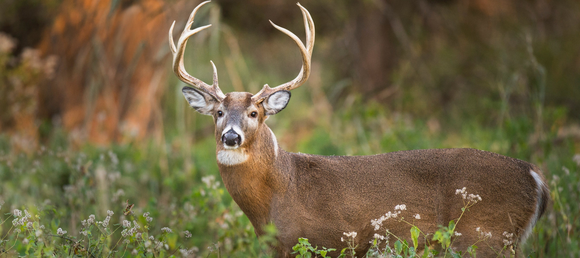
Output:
169 0 225 101
251 3 315 103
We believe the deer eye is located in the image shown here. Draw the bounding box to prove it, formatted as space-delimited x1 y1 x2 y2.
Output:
217 111 223 117
250 111 258 118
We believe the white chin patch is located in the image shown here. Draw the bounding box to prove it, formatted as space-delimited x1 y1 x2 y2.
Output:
217 149 249 166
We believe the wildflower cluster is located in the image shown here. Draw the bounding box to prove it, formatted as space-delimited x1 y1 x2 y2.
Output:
56 228 67 236
12 209 32 227
202 175 221 189
179 247 200 256
373 233 387 241
143 212 153 223
371 204 406 231
341 231 358 242
502 231 514 247
99 210 114 227
121 220 141 238
476 227 492 239
80 214 96 236
455 187 482 204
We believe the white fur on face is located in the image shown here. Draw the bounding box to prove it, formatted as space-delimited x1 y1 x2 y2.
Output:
217 149 249 166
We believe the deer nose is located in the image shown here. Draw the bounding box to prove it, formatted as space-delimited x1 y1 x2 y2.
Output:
222 129 242 147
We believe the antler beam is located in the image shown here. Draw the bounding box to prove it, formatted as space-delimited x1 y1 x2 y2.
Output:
252 3 315 103
169 0 225 101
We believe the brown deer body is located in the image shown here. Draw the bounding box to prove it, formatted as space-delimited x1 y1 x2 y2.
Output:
169 2 549 257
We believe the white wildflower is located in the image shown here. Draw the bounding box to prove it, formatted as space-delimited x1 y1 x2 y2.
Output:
454 231 462 236
394 204 407 211
184 230 192 238
467 194 482 203
502 231 514 246
107 210 114 216
88 214 95 224
343 231 358 239
373 233 386 240
13 209 22 217
57 228 67 236
123 220 131 228
202 175 215 188
573 154 580 166
413 214 421 220
161 227 172 233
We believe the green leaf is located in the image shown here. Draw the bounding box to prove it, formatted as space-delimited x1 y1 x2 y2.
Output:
421 245 430 258
467 245 478 258
448 220 456 230
411 226 420 249
395 240 403 255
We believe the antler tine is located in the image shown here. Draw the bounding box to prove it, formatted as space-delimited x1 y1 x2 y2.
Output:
252 3 315 103
169 0 225 100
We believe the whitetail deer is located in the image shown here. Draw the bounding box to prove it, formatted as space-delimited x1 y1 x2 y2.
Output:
169 1 549 257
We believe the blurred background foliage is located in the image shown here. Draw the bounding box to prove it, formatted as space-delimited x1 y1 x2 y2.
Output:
0 0 579 256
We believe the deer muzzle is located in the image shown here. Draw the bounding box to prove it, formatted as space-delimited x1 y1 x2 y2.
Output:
222 129 242 147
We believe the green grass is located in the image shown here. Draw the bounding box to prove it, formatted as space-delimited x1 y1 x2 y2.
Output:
0 106 578 257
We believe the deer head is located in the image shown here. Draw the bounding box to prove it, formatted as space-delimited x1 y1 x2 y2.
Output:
169 1 314 165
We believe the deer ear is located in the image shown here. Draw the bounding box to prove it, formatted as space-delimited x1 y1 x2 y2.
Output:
182 86 219 116
263 90 291 115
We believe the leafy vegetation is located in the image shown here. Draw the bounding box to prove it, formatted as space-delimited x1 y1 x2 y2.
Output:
1 108 578 256
1 0 580 257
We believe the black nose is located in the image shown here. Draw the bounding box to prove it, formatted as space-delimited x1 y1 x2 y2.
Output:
222 129 242 147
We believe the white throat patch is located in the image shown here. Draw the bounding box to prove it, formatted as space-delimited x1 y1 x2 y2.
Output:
217 149 249 166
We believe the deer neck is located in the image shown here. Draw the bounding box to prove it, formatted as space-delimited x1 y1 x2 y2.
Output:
216 124 288 234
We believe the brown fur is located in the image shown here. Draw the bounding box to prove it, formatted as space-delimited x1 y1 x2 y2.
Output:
202 93 550 257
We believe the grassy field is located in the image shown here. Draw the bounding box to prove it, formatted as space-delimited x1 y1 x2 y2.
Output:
1 101 579 256
1 0 580 256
